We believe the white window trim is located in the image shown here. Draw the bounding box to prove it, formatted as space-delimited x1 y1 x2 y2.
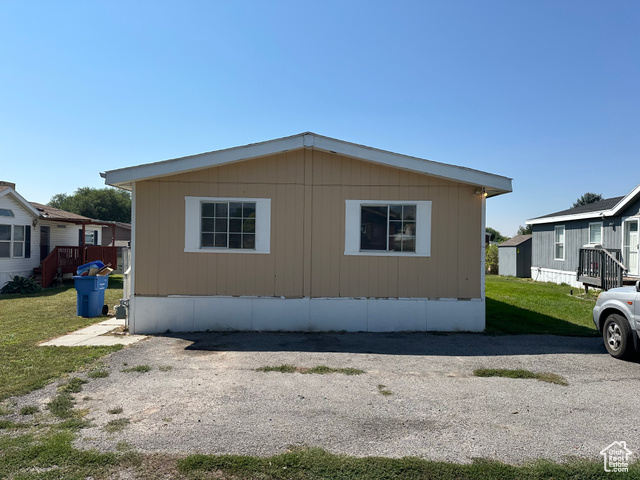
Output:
344 200 431 257
554 225 565 261
588 221 603 245
185 196 271 254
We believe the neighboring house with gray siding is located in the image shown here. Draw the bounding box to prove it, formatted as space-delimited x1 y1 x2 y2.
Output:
498 235 531 278
526 185 640 288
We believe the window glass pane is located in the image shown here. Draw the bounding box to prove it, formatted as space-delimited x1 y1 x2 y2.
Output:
361 206 388 250
202 203 215 217
243 203 256 217
590 224 601 244
243 218 255 234
0 242 9 257
0 225 10 241
202 218 215 233
202 233 215 247
215 218 227 233
389 220 402 235
403 205 416 220
229 203 243 218
402 236 415 252
214 203 228 217
0 209 14 217
214 233 227 247
389 205 402 220
229 234 242 249
556 245 564 259
14 225 24 241
229 219 242 233
243 234 255 249
13 242 23 257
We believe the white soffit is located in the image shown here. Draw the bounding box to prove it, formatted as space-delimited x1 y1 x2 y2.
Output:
104 132 513 196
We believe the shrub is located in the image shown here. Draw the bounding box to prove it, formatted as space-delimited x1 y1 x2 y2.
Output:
485 244 499 274
0 276 42 294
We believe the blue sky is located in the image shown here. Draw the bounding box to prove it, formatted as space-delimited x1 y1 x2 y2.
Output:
1 1 638 236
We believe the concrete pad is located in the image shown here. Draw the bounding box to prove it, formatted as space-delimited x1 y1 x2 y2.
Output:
72 325 116 336
98 318 126 327
38 317 146 347
40 335 95 347
74 335 147 346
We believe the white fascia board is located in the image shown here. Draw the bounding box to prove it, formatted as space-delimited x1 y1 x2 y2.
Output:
104 132 512 196
527 211 610 225
310 135 512 195
0 188 40 217
104 135 306 189
611 183 640 216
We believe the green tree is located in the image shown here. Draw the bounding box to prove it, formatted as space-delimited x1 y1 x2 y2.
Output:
48 187 131 223
485 244 499 274
572 192 603 208
517 224 532 235
486 227 509 243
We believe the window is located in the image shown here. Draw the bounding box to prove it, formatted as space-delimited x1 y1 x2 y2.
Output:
0 225 10 258
345 200 431 257
361 204 416 252
185 197 271 254
554 225 565 260
201 201 256 249
13 225 24 257
0 224 30 259
0 209 14 217
589 222 602 245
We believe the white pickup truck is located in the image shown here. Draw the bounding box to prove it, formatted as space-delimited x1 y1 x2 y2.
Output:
593 281 640 359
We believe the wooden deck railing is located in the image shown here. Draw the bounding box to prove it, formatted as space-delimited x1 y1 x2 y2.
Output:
39 246 118 288
577 247 626 291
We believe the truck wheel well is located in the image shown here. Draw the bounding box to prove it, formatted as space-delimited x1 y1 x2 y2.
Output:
598 307 629 331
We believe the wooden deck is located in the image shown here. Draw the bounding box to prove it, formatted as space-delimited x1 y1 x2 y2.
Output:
34 246 118 287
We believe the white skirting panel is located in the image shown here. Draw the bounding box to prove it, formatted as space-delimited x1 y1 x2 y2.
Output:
530 267 583 288
130 296 485 334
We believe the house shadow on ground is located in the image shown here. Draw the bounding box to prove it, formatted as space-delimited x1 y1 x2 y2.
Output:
162 299 606 357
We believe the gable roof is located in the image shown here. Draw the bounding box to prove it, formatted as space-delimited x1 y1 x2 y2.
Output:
527 184 640 225
0 186 41 218
499 234 531 247
103 132 512 197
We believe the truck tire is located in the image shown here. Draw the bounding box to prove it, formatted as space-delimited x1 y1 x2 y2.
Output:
603 314 633 359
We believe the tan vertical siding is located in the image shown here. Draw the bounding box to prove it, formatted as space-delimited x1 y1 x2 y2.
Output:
134 148 483 299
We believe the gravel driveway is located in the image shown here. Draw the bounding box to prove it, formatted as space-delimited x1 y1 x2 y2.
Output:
17 332 640 464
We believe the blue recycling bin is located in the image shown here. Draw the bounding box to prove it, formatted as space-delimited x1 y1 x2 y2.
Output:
73 275 109 318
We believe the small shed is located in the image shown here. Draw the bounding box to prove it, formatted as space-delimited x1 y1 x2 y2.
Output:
498 235 532 278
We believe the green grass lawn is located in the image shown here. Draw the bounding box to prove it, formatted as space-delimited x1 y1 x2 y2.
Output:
485 276 600 336
0 276 124 401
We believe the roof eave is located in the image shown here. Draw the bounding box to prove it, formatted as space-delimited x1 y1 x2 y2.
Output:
527 183 640 225
104 133 512 196
0 188 41 218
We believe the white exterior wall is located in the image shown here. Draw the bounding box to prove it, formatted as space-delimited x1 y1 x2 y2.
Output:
44 222 102 249
530 267 583 288
129 295 485 334
0 195 38 286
